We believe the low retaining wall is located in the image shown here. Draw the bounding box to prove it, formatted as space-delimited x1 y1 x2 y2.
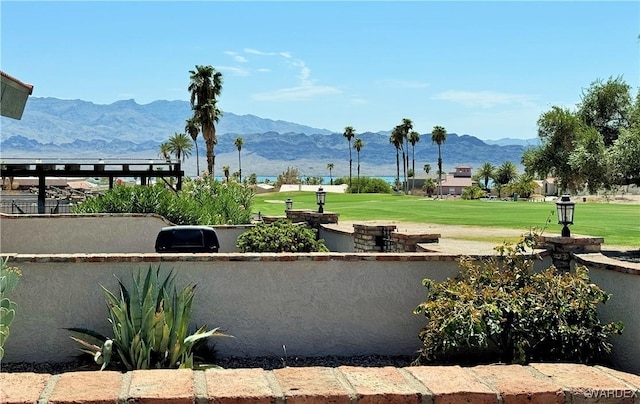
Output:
0 213 252 253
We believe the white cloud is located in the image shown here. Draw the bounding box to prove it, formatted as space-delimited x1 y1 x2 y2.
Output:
218 66 250 77
433 90 537 108
377 79 429 89
257 68 271 73
252 85 341 101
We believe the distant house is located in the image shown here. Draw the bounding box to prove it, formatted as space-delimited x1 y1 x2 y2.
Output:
533 177 558 196
438 165 476 196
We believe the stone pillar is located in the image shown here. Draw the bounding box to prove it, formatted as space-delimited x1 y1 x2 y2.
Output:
539 235 604 271
353 224 397 252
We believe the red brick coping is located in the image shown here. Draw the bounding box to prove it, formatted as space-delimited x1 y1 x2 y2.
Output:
2 364 639 403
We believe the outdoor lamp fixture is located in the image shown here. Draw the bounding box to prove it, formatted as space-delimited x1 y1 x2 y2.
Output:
285 198 293 211
316 186 326 213
555 194 575 237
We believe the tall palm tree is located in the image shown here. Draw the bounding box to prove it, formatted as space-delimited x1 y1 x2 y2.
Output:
188 65 223 177
353 138 364 193
431 125 447 199
327 163 334 185
408 130 420 191
167 132 193 162
476 162 496 192
494 161 519 197
389 126 403 191
185 117 201 176
343 126 356 188
234 137 244 183
400 118 413 193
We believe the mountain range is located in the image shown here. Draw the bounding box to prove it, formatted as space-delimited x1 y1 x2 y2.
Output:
0 97 538 176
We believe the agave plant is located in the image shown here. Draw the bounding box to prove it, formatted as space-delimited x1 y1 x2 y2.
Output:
69 265 228 370
0 258 22 361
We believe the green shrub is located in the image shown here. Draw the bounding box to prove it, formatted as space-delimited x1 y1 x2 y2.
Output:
72 178 254 225
237 219 329 253
0 258 21 361
69 265 228 370
335 177 393 194
461 185 486 200
414 234 623 365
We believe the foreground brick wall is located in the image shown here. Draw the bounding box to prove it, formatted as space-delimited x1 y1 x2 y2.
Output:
2 364 639 403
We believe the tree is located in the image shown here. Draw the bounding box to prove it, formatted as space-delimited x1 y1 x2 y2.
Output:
353 138 364 193
568 127 610 193
423 178 436 197
222 165 230 183
327 163 334 185
343 126 356 189
189 65 223 177
234 137 244 183
400 118 413 193
167 132 193 162
185 117 201 176
608 126 640 186
512 173 536 198
476 162 495 191
158 142 171 163
577 76 632 147
408 130 420 191
423 164 431 176
494 161 519 197
431 125 447 199
389 126 403 191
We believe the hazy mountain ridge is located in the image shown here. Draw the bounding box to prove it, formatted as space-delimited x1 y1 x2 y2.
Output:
1 97 530 175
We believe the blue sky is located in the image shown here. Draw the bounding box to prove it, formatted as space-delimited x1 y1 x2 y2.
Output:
1 1 638 140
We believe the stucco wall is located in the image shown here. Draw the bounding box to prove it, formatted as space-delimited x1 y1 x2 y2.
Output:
0 214 253 253
3 253 462 363
320 226 354 252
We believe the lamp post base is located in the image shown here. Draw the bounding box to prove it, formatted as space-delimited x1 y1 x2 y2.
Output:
561 225 571 237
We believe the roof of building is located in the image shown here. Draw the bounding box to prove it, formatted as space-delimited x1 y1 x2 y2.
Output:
0 71 34 93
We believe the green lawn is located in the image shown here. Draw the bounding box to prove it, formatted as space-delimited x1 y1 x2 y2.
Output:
253 192 640 247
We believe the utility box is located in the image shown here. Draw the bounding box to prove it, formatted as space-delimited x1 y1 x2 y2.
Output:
155 225 220 253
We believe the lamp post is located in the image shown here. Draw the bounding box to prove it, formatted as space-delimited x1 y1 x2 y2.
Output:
316 186 326 213
555 194 575 237
285 198 293 211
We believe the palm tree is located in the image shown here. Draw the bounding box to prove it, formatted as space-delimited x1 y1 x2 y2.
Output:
327 163 334 185
400 118 413 193
431 125 447 199
494 161 519 197
222 165 230 183
158 142 171 163
408 130 420 191
423 178 437 197
168 132 193 162
189 65 223 177
234 137 244 183
423 163 431 176
343 126 356 188
389 126 403 191
185 117 201 176
476 162 496 192
353 138 364 193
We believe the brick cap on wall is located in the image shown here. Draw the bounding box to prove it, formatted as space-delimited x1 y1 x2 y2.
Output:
2 363 639 403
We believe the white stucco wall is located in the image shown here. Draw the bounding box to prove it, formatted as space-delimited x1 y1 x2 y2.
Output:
3 254 462 363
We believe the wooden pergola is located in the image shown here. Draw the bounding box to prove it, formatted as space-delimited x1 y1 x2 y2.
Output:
0 159 184 214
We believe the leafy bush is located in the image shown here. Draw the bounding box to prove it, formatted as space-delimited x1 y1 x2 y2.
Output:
69 265 228 370
73 178 254 225
414 234 623 365
461 185 486 200
335 177 393 194
0 258 21 361
237 219 329 252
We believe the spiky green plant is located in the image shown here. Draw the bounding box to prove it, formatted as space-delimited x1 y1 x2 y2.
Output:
69 265 228 370
0 258 22 361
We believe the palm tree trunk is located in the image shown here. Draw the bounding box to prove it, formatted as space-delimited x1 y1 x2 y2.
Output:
395 149 400 191
238 150 242 183
195 141 200 176
438 147 443 199
411 147 416 193
357 152 361 194
348 143 353 189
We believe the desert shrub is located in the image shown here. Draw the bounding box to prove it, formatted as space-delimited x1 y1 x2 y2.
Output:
414 234 623 365
72 178 254 225
69 265 228 370
461 185 486 200
0 258 21 361
237 219 329 253
335 177 393 194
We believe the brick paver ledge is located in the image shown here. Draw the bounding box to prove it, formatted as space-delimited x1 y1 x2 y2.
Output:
1 363 639 403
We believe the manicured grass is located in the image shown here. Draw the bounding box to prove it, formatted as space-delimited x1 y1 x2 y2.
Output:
253 192 640 247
